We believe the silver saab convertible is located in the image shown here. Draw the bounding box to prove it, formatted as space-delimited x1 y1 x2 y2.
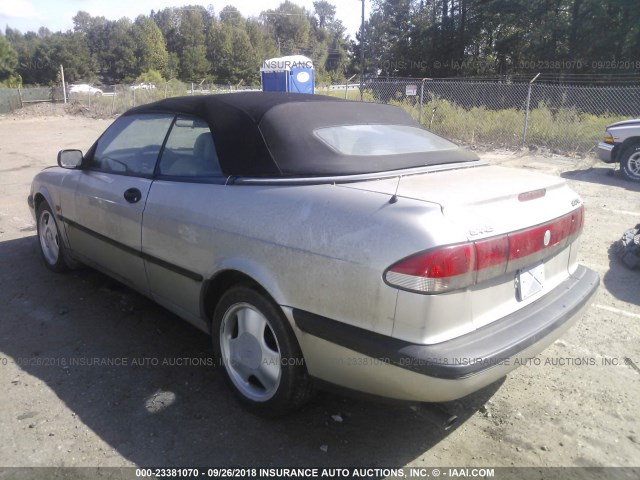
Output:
29 92 599 415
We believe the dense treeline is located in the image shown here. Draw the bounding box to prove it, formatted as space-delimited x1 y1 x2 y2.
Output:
0 1 348 86
359 0 640 77
0 0 638 87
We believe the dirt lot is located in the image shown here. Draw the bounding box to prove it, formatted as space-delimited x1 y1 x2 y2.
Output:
0 111 639 473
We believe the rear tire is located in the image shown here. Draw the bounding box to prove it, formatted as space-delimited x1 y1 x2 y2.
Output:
614 224 640 269
620 144 640 182
212 286 313 416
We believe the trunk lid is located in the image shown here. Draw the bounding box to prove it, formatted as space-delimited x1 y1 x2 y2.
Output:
339 165 582 239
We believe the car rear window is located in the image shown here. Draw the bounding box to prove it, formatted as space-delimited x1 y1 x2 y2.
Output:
314 125 457 156
259 100 479 176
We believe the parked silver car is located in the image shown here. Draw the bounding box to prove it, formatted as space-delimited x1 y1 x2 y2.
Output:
597 119 640 181
29 93 599 415
68 84 103 96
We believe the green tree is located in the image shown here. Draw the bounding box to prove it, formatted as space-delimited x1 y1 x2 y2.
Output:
209 18 258 84
363 0 413 76
313 1 336 29
0 33 18 81
102 18 138 82
28 40 54 84
245 19 279 64
165 52 180 80
133 16 168 75
52 32 96 82
5 29 39 84
4 1 349 86
262 1 313 55
312 1 347 81
219 6 244 28
179 7 210 80
151 8 182 56
72 11 95 34
72 11 116 80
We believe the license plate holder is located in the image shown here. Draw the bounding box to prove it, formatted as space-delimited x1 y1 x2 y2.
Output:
517 262 545 301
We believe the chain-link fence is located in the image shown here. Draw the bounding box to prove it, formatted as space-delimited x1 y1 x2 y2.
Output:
4 79 639 155
0 82 259 116
322 78 640 155
0 85 63 113
84 83 260 116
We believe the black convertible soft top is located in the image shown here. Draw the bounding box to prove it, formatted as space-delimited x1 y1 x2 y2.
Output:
126 92 477 177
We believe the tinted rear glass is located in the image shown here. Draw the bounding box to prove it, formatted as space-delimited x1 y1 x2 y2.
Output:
314 125 457 156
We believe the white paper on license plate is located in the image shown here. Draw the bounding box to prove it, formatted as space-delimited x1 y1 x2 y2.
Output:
517 262 545 301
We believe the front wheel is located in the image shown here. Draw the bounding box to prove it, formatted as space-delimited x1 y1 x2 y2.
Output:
212 286 313 416
620 144 640 182
36 202 68 272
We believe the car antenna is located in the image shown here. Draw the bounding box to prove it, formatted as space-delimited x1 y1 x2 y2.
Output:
389 175 402 204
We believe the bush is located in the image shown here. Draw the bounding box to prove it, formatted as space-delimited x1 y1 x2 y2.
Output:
391 95 629 154
1 73 22 88
136 69 165 85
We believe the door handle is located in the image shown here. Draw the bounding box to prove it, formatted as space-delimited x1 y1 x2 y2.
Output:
123 188 142 204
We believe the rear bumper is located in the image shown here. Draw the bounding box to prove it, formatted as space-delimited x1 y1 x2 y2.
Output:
291 265 599 401
597 142 615 163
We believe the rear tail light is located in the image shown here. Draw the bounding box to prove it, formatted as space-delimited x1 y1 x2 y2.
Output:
384 206 584 294
384 244 476 293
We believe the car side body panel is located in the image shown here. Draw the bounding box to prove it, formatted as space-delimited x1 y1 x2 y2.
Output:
64 171 153 293
140 180 460 338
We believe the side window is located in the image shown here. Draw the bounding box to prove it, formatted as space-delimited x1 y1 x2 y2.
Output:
158 116 222 177
90 114 174 176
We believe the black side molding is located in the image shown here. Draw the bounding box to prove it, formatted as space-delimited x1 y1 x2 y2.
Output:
60 216 203 282
293 265 599 380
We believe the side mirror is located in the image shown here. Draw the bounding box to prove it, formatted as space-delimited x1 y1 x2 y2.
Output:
57 149 83 169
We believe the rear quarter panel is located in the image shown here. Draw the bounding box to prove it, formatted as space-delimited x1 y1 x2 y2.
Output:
142 181 466 336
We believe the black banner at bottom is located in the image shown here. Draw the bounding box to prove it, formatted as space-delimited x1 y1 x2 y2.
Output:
0 467 638 480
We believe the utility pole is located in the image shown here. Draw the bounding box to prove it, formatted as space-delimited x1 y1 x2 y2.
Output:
60 65 67 104
360 0 365 101
522 72 541 146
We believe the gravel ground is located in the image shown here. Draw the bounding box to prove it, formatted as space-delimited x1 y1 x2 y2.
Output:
0 113 639 474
